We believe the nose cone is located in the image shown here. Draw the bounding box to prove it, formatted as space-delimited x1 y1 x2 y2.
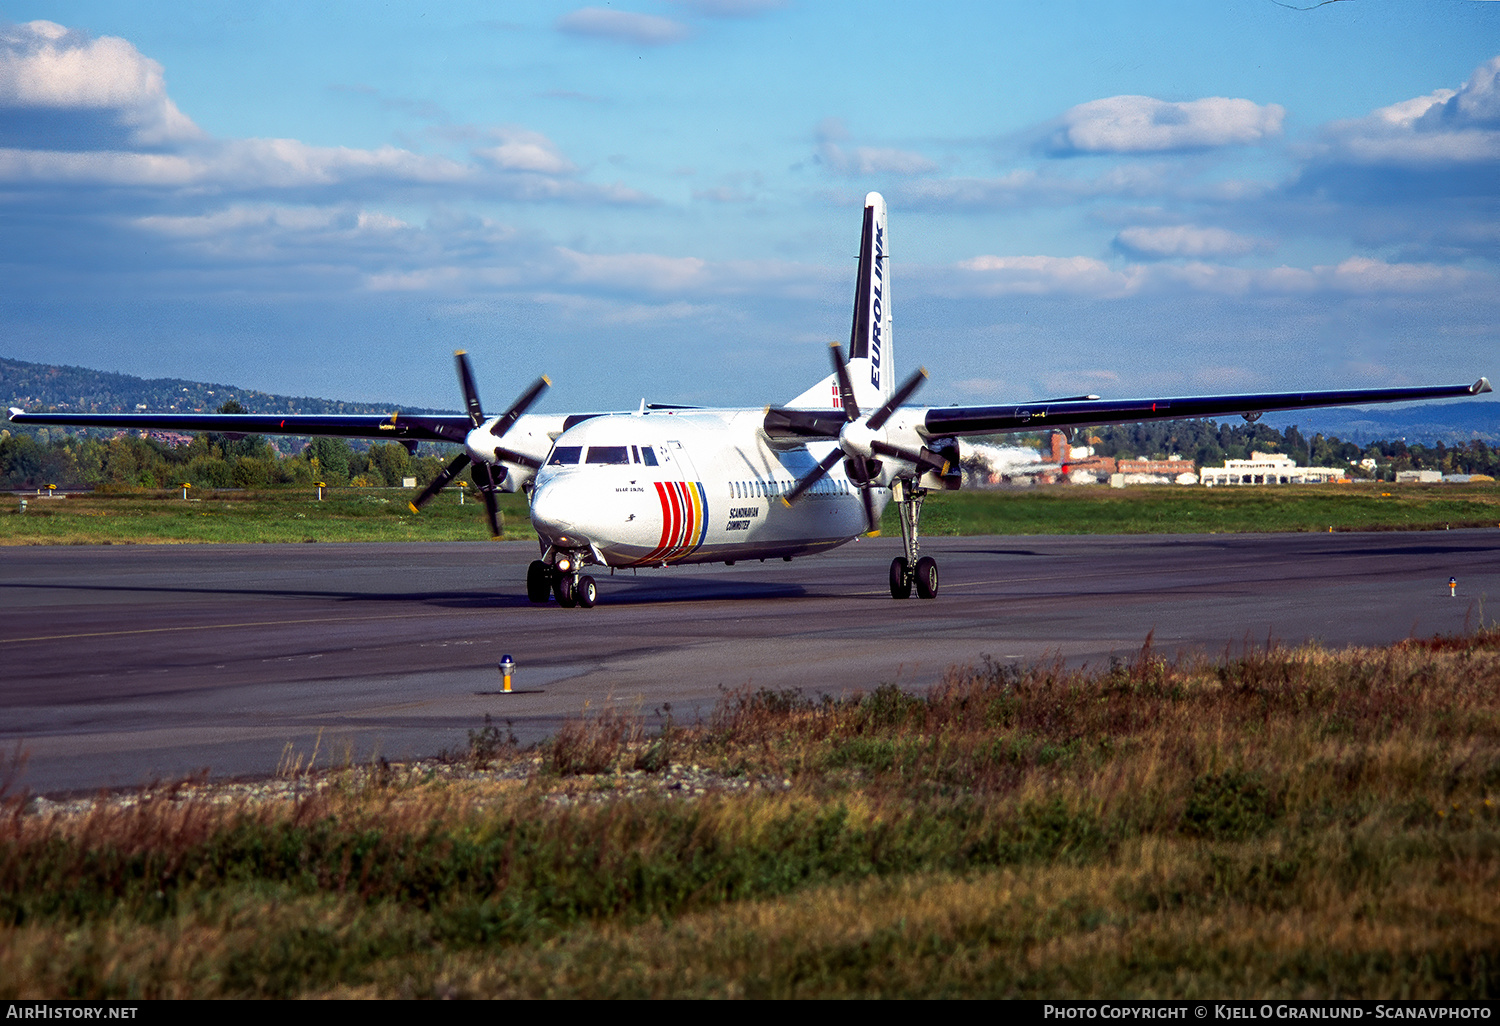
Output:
530 475 586 546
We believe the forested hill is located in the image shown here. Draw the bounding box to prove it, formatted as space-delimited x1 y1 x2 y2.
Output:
1260 400 1500 446
1 356 454 418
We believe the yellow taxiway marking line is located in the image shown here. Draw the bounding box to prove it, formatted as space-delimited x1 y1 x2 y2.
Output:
3 611 466 645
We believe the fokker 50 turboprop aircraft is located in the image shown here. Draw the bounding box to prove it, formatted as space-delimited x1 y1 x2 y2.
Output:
11 193 1492 608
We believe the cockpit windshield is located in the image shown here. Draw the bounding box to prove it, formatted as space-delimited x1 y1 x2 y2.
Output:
549 442 660 467
585 445 629 465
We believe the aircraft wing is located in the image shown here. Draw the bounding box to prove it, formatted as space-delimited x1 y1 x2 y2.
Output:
918 378 1493 437
5 408 475 445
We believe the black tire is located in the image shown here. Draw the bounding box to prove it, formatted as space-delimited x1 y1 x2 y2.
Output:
915 556 939 599
577 575 598 608
526 560 551 603
889 556 912 599
554 575 578 608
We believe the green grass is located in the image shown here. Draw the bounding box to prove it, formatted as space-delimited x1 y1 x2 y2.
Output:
0 487 538 544
3 631 1498 998
898 482 1500 536
5 481 1500 546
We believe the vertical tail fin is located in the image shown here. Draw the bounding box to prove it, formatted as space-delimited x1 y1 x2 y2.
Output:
782 192 893 410
847 192 892 405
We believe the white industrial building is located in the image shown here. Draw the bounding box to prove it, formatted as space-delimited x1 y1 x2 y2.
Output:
1200 452 1346 486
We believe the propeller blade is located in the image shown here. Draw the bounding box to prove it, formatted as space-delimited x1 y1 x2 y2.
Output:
869 439 948 477
409 452 471 513
472 463 503 538
828 341 860 422
865 366 928 432
455 350 485 428
782 447 847 507
490 375 551 439
492 444 542 471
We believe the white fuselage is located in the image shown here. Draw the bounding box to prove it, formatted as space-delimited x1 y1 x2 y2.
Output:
527 408 886 567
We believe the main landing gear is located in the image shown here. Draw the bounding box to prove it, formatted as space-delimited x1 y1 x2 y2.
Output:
528 553 598 609
888 479 938 600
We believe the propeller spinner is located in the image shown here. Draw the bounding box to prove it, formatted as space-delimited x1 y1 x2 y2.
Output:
408 351 550 537
779 342 948 533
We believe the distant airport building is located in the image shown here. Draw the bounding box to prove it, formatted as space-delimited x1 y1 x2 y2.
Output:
1395 469 1444 484
1200 452 1346 486
1116 455 1196 485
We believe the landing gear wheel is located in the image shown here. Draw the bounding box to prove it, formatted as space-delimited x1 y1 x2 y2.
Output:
554 575 578 608
889 556 912 599
914 556 939 599
526 560 551 603
577 575 598 609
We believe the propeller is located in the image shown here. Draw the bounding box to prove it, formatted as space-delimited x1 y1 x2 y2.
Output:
408 351 550 537
778 342 949 534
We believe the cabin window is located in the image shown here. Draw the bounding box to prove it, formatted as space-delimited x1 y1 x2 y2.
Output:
547 445 582 466
585 445 630 465
641 447 659 467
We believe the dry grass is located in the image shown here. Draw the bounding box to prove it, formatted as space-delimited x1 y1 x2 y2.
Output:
3 631 1498 998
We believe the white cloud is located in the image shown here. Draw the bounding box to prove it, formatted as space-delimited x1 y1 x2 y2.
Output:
931 254 1478 301
556 8 691 46
559 248 708 292
0 20 201 145
0 139 472 190
1419 55 1500 128
816 118 938 177
1317 256 1474 294
0 20 651 208
896 164 1274 211
0 129 651 205
1050 95 1284 154
1114 225 1265 259
952 255 1143 297
473 127 577 175
1314 55 1500 167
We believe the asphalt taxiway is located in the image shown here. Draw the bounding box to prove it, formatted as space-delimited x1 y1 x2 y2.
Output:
3 530 1497 796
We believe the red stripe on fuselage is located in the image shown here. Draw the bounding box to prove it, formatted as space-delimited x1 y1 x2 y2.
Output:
638 481 704 566
667 481 684 551
651 481 673 559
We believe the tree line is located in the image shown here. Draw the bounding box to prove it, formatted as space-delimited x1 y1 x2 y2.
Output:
1 402 451 491
1080 419 1500 478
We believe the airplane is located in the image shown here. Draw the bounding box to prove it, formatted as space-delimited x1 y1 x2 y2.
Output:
9 192 1492 608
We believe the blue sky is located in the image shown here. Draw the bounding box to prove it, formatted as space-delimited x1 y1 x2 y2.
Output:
1 1 1497 414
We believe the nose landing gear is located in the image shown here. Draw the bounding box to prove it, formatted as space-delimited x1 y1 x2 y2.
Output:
528 552 599 608
889 480 938 599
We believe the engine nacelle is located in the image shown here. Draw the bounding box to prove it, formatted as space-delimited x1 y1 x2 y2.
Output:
919 437 963 490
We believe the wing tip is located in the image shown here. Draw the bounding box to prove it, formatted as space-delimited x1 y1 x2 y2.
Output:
1473 377 1493 395
407 502 420 515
